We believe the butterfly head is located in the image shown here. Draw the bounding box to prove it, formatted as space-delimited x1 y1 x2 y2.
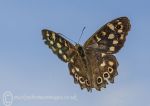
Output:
75 44 85 57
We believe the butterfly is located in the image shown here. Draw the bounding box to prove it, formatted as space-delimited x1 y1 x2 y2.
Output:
42 17 131 91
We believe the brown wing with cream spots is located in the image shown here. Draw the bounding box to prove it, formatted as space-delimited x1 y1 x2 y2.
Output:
68 62 92 91
42 29 77 62
92 53 119 91
68 51 93 91
84 17 131 54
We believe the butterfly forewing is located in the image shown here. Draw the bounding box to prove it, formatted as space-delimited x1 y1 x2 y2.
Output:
84 17 131 54
42 29 77 62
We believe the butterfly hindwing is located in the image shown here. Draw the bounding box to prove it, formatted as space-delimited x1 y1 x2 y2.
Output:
42 29 77 62
84 17 131 54
93 53 118 90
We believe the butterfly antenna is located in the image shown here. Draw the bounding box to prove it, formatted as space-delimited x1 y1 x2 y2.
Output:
58 33 77 44
78 26 86 44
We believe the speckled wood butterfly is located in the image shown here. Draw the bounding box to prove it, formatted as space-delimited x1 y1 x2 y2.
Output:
42 17 131 91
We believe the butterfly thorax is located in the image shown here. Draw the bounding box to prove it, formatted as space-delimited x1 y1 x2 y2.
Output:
75 44 89 70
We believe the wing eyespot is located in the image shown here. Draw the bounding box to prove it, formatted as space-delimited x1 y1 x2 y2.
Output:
74 73 79 80
97 77 103 84
79 77 85 84
116 24 122 29
103 72 110 79
85 80 90 86
108 67 114 73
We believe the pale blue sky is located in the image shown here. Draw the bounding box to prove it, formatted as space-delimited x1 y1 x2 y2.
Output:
0 0 150 106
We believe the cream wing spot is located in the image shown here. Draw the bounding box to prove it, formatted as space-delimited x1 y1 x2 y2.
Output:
59 38 62 43
102 31 106 36
108 61 114 66
62 54 67 60
71 68 75 74
108 34 115 39
118 22 122 25
100 61 106 67
70 58 74 63
46 31 49 37
107 23 115 30
56 43 62 48
50 41 54 45
120 34 124 40
109 46 115 51
52 32 56 41
75 67 80 72
58 49 62 54
118 29 123 33
64 41 68 47
113 40 118 44
101 53 106 57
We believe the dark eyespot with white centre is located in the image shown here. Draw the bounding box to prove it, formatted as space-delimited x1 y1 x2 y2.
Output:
116 24 122 29
103 72 110 79
97 77 103 84
85 79 90 86
108 67 114 73
74 73 79 80
79 77 85 84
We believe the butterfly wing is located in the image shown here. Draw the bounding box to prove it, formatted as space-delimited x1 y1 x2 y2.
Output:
91 52 119 91
84 17 131 54
42 29 77 62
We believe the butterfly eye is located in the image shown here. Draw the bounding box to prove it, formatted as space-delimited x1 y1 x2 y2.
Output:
97 77 102 84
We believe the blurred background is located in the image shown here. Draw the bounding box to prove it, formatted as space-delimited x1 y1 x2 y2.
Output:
0 0 150 106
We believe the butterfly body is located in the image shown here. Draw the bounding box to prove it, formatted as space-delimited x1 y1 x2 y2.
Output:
42 17 131 91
